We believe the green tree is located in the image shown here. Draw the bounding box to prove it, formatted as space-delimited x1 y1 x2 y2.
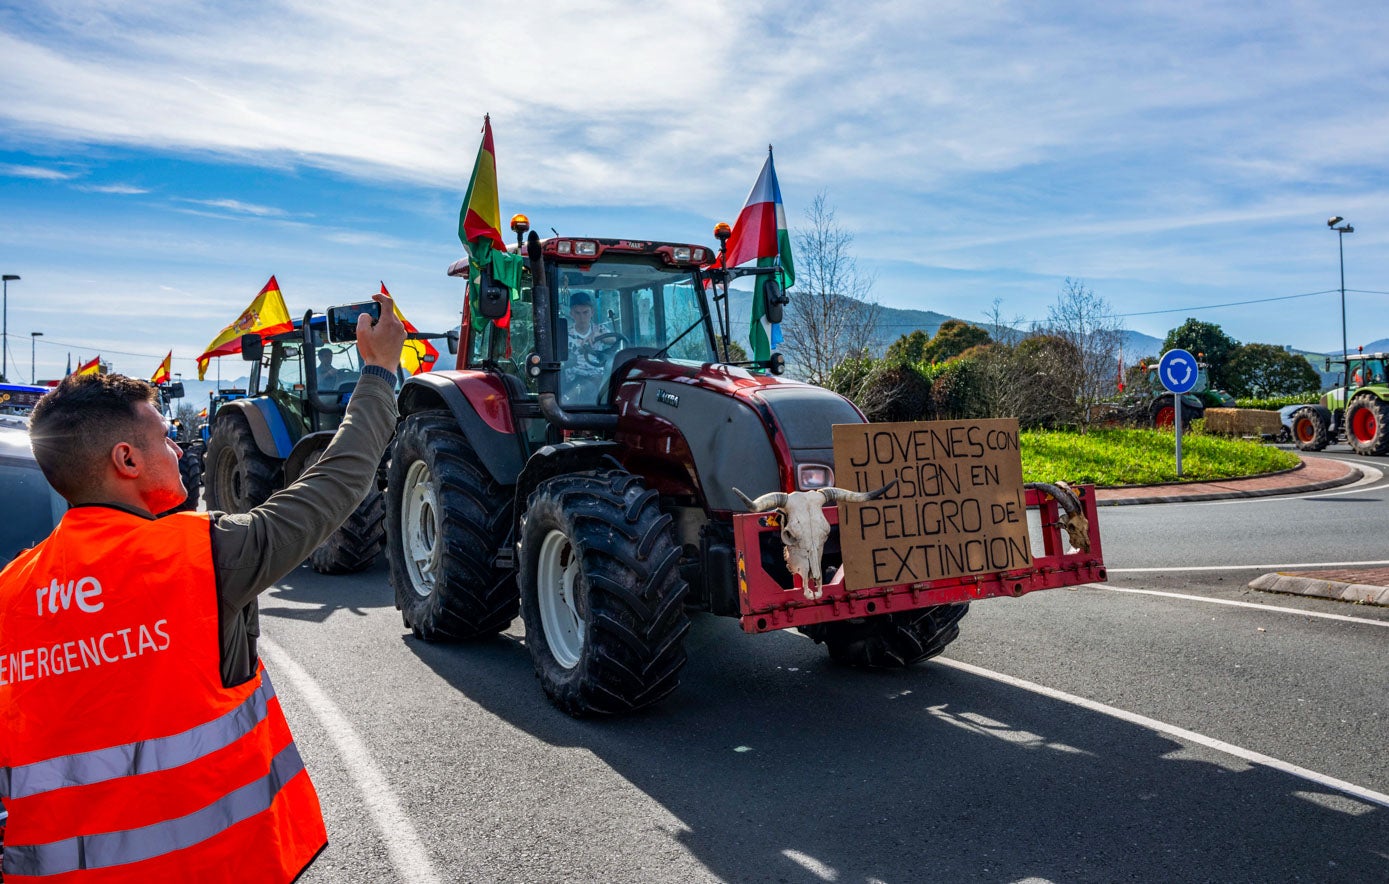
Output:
885 329 930 364
922 319 991 363
1162 319 1239 390
1226 344 1322 398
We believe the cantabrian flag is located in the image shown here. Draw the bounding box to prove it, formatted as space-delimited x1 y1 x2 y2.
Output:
151 351 172 385
380 282 440 375
458 114 506 255
725 147 795 362
196 276 294 380
75 355 101 376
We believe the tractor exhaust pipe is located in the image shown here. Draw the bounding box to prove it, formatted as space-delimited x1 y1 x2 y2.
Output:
527 231 618 432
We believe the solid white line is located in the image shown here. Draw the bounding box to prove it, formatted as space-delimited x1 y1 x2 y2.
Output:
934 657 1389 808
1110 559 1389 573
1097 586 1389 627
1151 458 1382 506
260 638 442 884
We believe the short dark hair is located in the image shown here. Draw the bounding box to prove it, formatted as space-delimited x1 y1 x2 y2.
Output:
29 374 158 500
569 292 593 309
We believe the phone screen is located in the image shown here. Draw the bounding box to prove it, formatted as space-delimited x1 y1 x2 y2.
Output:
326 301 382 343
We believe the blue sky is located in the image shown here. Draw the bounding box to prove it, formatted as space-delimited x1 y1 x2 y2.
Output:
2 0 1388 383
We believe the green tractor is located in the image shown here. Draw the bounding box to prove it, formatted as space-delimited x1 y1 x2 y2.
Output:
1289 352 1389 455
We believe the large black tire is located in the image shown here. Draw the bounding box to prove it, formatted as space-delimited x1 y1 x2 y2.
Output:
205 414 279 513
1290 406 1329 451
1151 396 1202 429
1345 394 1389 456
518 470 688 716
802 604 969 669
159 447 203 515
311 488 386 574
386 411 517 641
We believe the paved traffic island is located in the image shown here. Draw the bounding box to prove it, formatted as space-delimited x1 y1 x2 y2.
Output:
1093 455 1359 506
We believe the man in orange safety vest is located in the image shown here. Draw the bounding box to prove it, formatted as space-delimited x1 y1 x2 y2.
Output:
0 292 406 882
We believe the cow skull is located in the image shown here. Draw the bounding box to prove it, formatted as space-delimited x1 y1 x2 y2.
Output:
1023 480 1090 552
733 482 896 599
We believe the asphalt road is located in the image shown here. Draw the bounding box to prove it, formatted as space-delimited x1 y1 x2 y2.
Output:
258 456 1389 884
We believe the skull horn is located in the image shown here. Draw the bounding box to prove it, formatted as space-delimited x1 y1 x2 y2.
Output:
819 479 899 503
1024 481 1090 553
733 487 789 512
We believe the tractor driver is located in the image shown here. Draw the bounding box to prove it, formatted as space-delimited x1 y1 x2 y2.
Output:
317 346 341 389
564 291 610 400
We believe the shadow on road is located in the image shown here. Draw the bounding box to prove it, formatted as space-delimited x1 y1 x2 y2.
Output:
259 560 394 624
402 614 1388 883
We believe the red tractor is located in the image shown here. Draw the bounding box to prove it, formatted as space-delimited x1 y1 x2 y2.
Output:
384 220 1105 716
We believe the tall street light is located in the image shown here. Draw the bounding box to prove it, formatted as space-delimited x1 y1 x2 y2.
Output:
30 331 42 384
1 274 18 382
1328 216 1354 361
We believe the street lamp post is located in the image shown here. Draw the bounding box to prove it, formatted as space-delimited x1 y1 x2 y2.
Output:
30 332 42 384
1 274 18 382
1328 216 1354 361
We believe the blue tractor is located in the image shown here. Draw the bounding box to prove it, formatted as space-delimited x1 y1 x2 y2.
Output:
202 311 439 573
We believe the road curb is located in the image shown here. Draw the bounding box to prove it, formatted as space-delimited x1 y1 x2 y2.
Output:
1094 461 1366 506
1248 572 1389 607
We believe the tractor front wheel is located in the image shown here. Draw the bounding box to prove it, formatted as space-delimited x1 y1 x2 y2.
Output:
518 470 688 716
205 414 278 513
802 604 969 669
311 488 386 574
386 411 517 640
1290 407 1329 451
1345 395 1389 456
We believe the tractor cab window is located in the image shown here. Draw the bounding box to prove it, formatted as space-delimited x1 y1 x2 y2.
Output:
1355 357 1387 385
556 260 715 407
265 341 308 438
312 341 362 393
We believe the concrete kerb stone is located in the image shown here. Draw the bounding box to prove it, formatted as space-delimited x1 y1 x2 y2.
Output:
1248 572 1389 607
1095 465 1364 506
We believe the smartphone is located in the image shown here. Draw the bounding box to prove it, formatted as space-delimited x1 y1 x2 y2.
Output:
326 300 382 343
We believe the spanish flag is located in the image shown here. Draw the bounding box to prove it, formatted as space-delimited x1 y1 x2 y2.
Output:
380 282 440 375
151 351 172 385
196 276 294 380
76 355 101 376
458 114 505 254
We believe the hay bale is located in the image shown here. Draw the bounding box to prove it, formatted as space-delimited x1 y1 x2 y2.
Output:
1204 407 1283 436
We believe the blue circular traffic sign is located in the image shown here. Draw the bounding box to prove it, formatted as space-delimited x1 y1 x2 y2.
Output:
1157 349 1199 394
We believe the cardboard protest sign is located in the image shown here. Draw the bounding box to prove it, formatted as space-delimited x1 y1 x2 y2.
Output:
832 419 1031 590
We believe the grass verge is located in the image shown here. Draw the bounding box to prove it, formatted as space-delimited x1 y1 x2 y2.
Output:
1021 428 1301 486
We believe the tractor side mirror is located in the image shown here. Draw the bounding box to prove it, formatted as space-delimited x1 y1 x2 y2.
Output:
476 270 510 320
240 334 264 362
164 382 185 400
763 277 789 324
1325 357 1332 371
446 328 460 355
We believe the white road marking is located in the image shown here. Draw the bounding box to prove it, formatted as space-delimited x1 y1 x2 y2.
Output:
1110 559 1389 572
934 657 1389 809
1146 458 1383 506
1097 586 1389 627
260 638 442 884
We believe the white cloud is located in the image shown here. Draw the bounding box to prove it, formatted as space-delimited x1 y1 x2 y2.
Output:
80 183 149 194
178 197 288 217
0 163 75 180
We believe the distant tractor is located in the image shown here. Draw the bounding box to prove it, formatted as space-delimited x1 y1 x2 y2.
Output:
1289 352 1389 456
203 311 439 572
383 218 1106 717
1134 360 1235 428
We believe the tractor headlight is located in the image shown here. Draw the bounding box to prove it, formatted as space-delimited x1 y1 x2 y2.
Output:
797 463 834 490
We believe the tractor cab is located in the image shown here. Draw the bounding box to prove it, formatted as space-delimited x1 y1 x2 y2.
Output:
458 237 723 412
243 312 365 444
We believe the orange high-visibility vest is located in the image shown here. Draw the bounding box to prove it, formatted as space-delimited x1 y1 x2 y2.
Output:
0 507 327 883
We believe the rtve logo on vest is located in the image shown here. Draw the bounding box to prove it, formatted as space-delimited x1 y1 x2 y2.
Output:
35 576 105 615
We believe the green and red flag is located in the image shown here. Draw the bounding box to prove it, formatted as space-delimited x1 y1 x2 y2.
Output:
457 115 525 349
196 276 294 380
380 282 441 375
725 146 795 361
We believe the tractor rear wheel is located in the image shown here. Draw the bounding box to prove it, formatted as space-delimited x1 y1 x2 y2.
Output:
518 470 689 716
1151 397 1175 429
386 411 517 640
311 488 386 574
1345 395 1389 456
802 604 969 669
1290 406 1329 451
205 414 278 513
